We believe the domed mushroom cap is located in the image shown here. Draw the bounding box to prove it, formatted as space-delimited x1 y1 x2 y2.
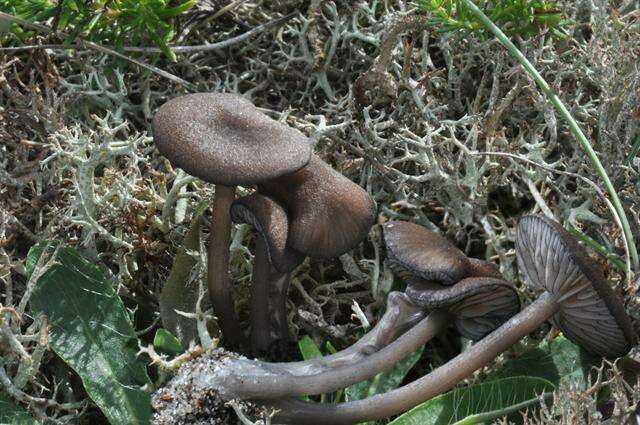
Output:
383 221 471 286
258 155 377 259
405 277 520 341
230 193 304 273
516 214 634 357
153 93 312 186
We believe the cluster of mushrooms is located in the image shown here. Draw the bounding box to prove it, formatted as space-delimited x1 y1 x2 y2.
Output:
151 93 635 425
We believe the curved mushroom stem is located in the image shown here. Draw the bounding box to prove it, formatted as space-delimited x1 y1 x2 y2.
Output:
208 185 244 348
204 294 446 400
286 292 426 370
250 237 291 354
264 291 560 424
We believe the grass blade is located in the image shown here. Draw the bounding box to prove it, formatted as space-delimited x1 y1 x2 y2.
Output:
459 0 638 270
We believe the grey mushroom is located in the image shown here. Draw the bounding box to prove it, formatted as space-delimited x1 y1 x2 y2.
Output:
383 221 502 286
193 275 518 402
153 92 312 347
230 193 304 353
258 154 377 259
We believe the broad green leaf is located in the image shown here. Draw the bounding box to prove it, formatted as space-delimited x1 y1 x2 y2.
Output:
346 347 424 402
389 376 553 425
153 329 184 357
28 242 152 425
0 394 39 425
298 335 323 361
488 336 595 389
159 215 202 346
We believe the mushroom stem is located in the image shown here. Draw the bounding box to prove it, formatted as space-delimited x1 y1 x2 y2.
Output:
250 237 290 353
264 291 561 425
268 269 292 347
287 292 426 370
249 237 270 352
208 184 244 348
206 297 447 400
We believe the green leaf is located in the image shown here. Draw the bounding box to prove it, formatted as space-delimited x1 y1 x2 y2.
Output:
148 27 177 62
28 242 152 425
488 336 595 389
346 347 423 403
159 215 203 345
325 341 338 355
153 329 184 357
389 376 553 425
157 0 196 18
0 394 39 425
345 347 424 423
298 335 323 361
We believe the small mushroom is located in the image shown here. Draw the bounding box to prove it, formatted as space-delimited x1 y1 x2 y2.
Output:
230 193 304 353
515 214 634 357
264 215 634 424
383 221 500 285
258 154 377 259
231 152 377 354
153 93 311 347
406 277 521 341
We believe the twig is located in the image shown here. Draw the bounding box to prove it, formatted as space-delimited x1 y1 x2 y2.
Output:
525 178 554 219
0 11 193 89
0 13 296 56
17 244 60 315
0 359 85 411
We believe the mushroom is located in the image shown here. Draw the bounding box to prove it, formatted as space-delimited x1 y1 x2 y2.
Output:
405 277 520 341
230 193 304 353
258 154 377 259
514 214 634 356
226 153 376 353
260 214 634 424
230 151 377 353
153 93 311 347
384 221 503 285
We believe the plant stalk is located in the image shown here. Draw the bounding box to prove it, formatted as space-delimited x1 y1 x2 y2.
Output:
287 292 426 371
250 237 272 353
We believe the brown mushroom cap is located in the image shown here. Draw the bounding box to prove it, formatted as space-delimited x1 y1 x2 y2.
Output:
230 193 304 273
258 154 377 259
468 258 503 279
153 93 312 186
405 277 520 341
383 221 471 286
516 214 634 357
